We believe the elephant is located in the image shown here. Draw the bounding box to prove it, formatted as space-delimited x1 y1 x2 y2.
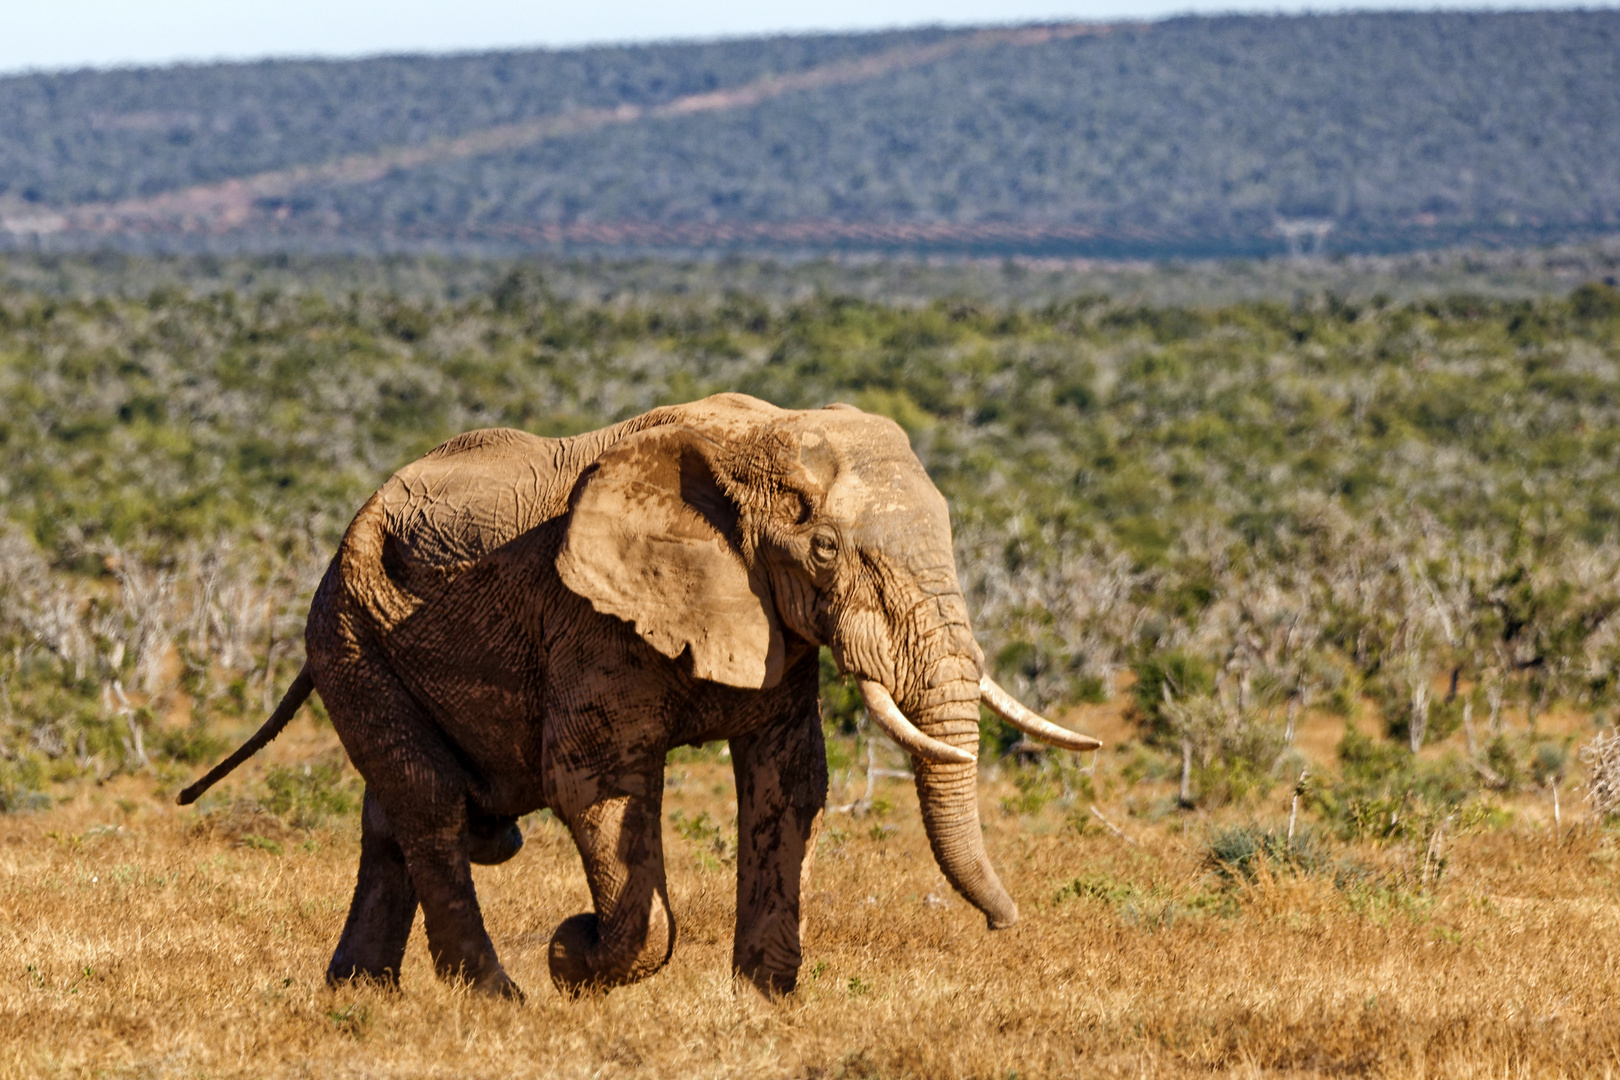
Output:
179 393 1099 999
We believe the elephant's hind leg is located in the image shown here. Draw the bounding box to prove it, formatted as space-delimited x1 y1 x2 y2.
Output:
328 790 418 987
397 809 523 1000
316 656 521 1000
548 781 675 994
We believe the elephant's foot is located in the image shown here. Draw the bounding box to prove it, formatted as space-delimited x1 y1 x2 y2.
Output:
468 816 524 866
734 962 798 998
732 911 805 999
325 956 403 990
548 913 605 995
433 953 525 1001
466 966 526 1001
550 913 612 997
329 791 418 990
547 911 674 995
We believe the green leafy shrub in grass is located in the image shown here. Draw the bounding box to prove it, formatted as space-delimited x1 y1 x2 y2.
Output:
1378 675 1466 750
1189 750 1284 810
1130 651 1216 745
1204 823 1333 883
0 756 50 813
818 647 862 737
1053 872 1234 926
1571 281 1620 322
668 809 736 868
1000 768 1058 817
1485 735 1524 791
262 759 360 829
978 709 1023 759
152 724 230 766
1530 740 1570 787
1308 727 1480 842
1133 675 1290 809
1200 821 1463 905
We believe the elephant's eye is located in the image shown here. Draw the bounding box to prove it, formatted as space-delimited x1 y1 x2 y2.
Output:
810 531 838 565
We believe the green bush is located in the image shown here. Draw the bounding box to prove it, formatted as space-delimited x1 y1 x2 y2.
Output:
1130 651 1216 743
153 725 230 766
1204 823 1332 884
0 756 50 813
999 768 1058 817
1053 871 1233 926
818 647 862 736
261 760 360 829
668 808 736 867
1308 728 1481 842
1571 281 1620 322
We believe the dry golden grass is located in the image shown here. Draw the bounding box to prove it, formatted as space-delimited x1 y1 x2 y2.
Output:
5 715 1620 1079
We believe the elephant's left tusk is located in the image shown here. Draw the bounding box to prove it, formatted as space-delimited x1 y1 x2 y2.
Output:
980 675 1103 752
857 680 976 765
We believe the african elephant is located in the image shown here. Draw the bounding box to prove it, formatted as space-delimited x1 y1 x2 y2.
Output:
180 393 1098 999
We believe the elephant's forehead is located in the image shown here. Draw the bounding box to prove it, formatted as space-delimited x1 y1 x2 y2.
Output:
824 453 950 538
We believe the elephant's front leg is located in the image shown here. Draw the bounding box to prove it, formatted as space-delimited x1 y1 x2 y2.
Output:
548 778 675 994
730 697 829 996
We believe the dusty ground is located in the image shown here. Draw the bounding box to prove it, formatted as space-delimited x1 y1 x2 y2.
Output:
4 709 1619 1079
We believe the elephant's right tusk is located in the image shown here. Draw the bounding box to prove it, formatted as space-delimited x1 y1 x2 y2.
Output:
857 679 976 765
980 675 1103 752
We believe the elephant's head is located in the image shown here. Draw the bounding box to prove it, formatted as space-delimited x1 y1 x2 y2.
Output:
556 393 1099 928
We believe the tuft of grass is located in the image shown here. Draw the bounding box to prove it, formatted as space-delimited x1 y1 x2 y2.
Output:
325 1002 372 1039
240 834 284 857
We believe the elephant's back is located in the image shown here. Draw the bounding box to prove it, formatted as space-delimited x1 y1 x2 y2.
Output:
359 393 787 575
377 427 574 573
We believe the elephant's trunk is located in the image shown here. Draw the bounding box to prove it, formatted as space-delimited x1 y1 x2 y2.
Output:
906 669 1018 929
839 550 1019 928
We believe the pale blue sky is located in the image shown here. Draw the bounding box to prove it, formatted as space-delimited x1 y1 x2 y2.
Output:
1 0 1600 75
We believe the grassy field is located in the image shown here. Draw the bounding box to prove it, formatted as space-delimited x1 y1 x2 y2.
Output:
4 700 1619 1079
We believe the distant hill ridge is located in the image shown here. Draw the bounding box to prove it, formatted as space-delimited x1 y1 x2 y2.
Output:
1 11 1617 259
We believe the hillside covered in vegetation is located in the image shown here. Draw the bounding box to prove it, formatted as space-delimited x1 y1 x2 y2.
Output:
1 10 1617 258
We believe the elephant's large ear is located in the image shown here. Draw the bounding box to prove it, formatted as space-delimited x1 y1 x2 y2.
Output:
556 425 785 689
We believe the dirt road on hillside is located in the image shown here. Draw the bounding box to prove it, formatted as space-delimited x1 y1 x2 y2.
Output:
6 23 1131 241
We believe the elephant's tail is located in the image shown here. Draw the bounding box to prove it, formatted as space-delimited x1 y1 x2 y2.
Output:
175 663 316 806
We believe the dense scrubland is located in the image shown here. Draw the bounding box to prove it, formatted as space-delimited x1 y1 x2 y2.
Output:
6 243 1620 309
3 258 1620 1075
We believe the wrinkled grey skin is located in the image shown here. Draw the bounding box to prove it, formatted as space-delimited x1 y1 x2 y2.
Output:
279 393 1017 999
